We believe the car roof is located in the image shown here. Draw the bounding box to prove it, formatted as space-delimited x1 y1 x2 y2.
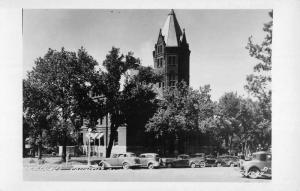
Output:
219 155 235 157
192 153 205 156
140 153 158 155
112 152 135 155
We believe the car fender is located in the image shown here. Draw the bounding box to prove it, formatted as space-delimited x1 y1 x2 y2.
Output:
99 160 112 168
246 164 261 174
147 160 154 166
189 159 200 165
148 160 160 166
122 160 132 166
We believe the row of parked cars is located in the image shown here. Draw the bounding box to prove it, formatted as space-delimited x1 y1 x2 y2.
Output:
94 151 272 179
96 152 241 170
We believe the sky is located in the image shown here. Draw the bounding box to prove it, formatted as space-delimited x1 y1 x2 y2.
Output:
23 9 271 101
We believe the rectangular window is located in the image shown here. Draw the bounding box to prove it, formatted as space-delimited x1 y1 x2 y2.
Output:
168 55 176 66
169 73 176 80
169 73 176 87
79 133 83 145
95 138 99 145
169 81 176 87
157 58 163 68
100 136 104 146
114 131 119 146
157 45 162 54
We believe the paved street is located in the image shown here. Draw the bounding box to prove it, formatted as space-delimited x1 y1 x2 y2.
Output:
23 167 271 182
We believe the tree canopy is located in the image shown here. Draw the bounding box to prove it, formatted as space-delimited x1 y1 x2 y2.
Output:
23 47 101 161
146 82 215 154
244 10 272 150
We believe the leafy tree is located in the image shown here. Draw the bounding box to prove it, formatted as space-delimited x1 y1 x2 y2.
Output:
23 47 101 161
121 66 162 148
145 82 214 154
235 98 260 154
99 47 141 157
245 11 272 149
205 91 268 155
210 92 241 153
23 77 58 159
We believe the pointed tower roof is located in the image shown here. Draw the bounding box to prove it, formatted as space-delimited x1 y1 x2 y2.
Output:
161 9 182 47
181 28 188 45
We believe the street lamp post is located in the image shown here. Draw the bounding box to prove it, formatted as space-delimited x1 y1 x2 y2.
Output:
87 128 92 166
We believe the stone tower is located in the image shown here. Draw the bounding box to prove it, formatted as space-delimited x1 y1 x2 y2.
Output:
153 9 190 96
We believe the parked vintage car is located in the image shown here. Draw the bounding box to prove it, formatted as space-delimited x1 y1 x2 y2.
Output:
139 153 161 169
237 154 252 167
162 154 206 168
240 151 272 179
204 155 217 167
191 153 205 159
98 152 141 170
215 155 239 167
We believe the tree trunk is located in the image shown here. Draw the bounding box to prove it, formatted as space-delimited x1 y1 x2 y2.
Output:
106 124 117 158
37 142 42 160
61 130 67 162
37 130 43 159
23 136 26 157
229 136 233 154
244 141 248 156
174 133 179 155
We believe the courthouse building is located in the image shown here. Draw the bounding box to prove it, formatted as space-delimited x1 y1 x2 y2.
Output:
79 10 214 157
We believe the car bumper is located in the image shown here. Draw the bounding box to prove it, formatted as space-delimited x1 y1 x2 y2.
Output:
129 164 142 167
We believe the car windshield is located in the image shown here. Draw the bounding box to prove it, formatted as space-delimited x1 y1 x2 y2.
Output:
191 154 204 158
251 153 269 161
127 153 136 157
179 155 189 159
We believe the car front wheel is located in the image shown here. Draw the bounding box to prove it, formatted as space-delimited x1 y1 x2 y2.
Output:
167 163 173 168
248 167 260 179
148 163 154 169
190 163 196 168
200 162 206 168
99 162 105 170
123 162 130 170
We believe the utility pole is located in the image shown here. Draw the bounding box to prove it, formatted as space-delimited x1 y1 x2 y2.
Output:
87 128 92 166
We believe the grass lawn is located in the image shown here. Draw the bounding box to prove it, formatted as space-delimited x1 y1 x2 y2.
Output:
23 156 103 170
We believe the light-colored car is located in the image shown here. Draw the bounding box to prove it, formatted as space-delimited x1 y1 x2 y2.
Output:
240 151 271 179
139 153 161 169
98 152 141 170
